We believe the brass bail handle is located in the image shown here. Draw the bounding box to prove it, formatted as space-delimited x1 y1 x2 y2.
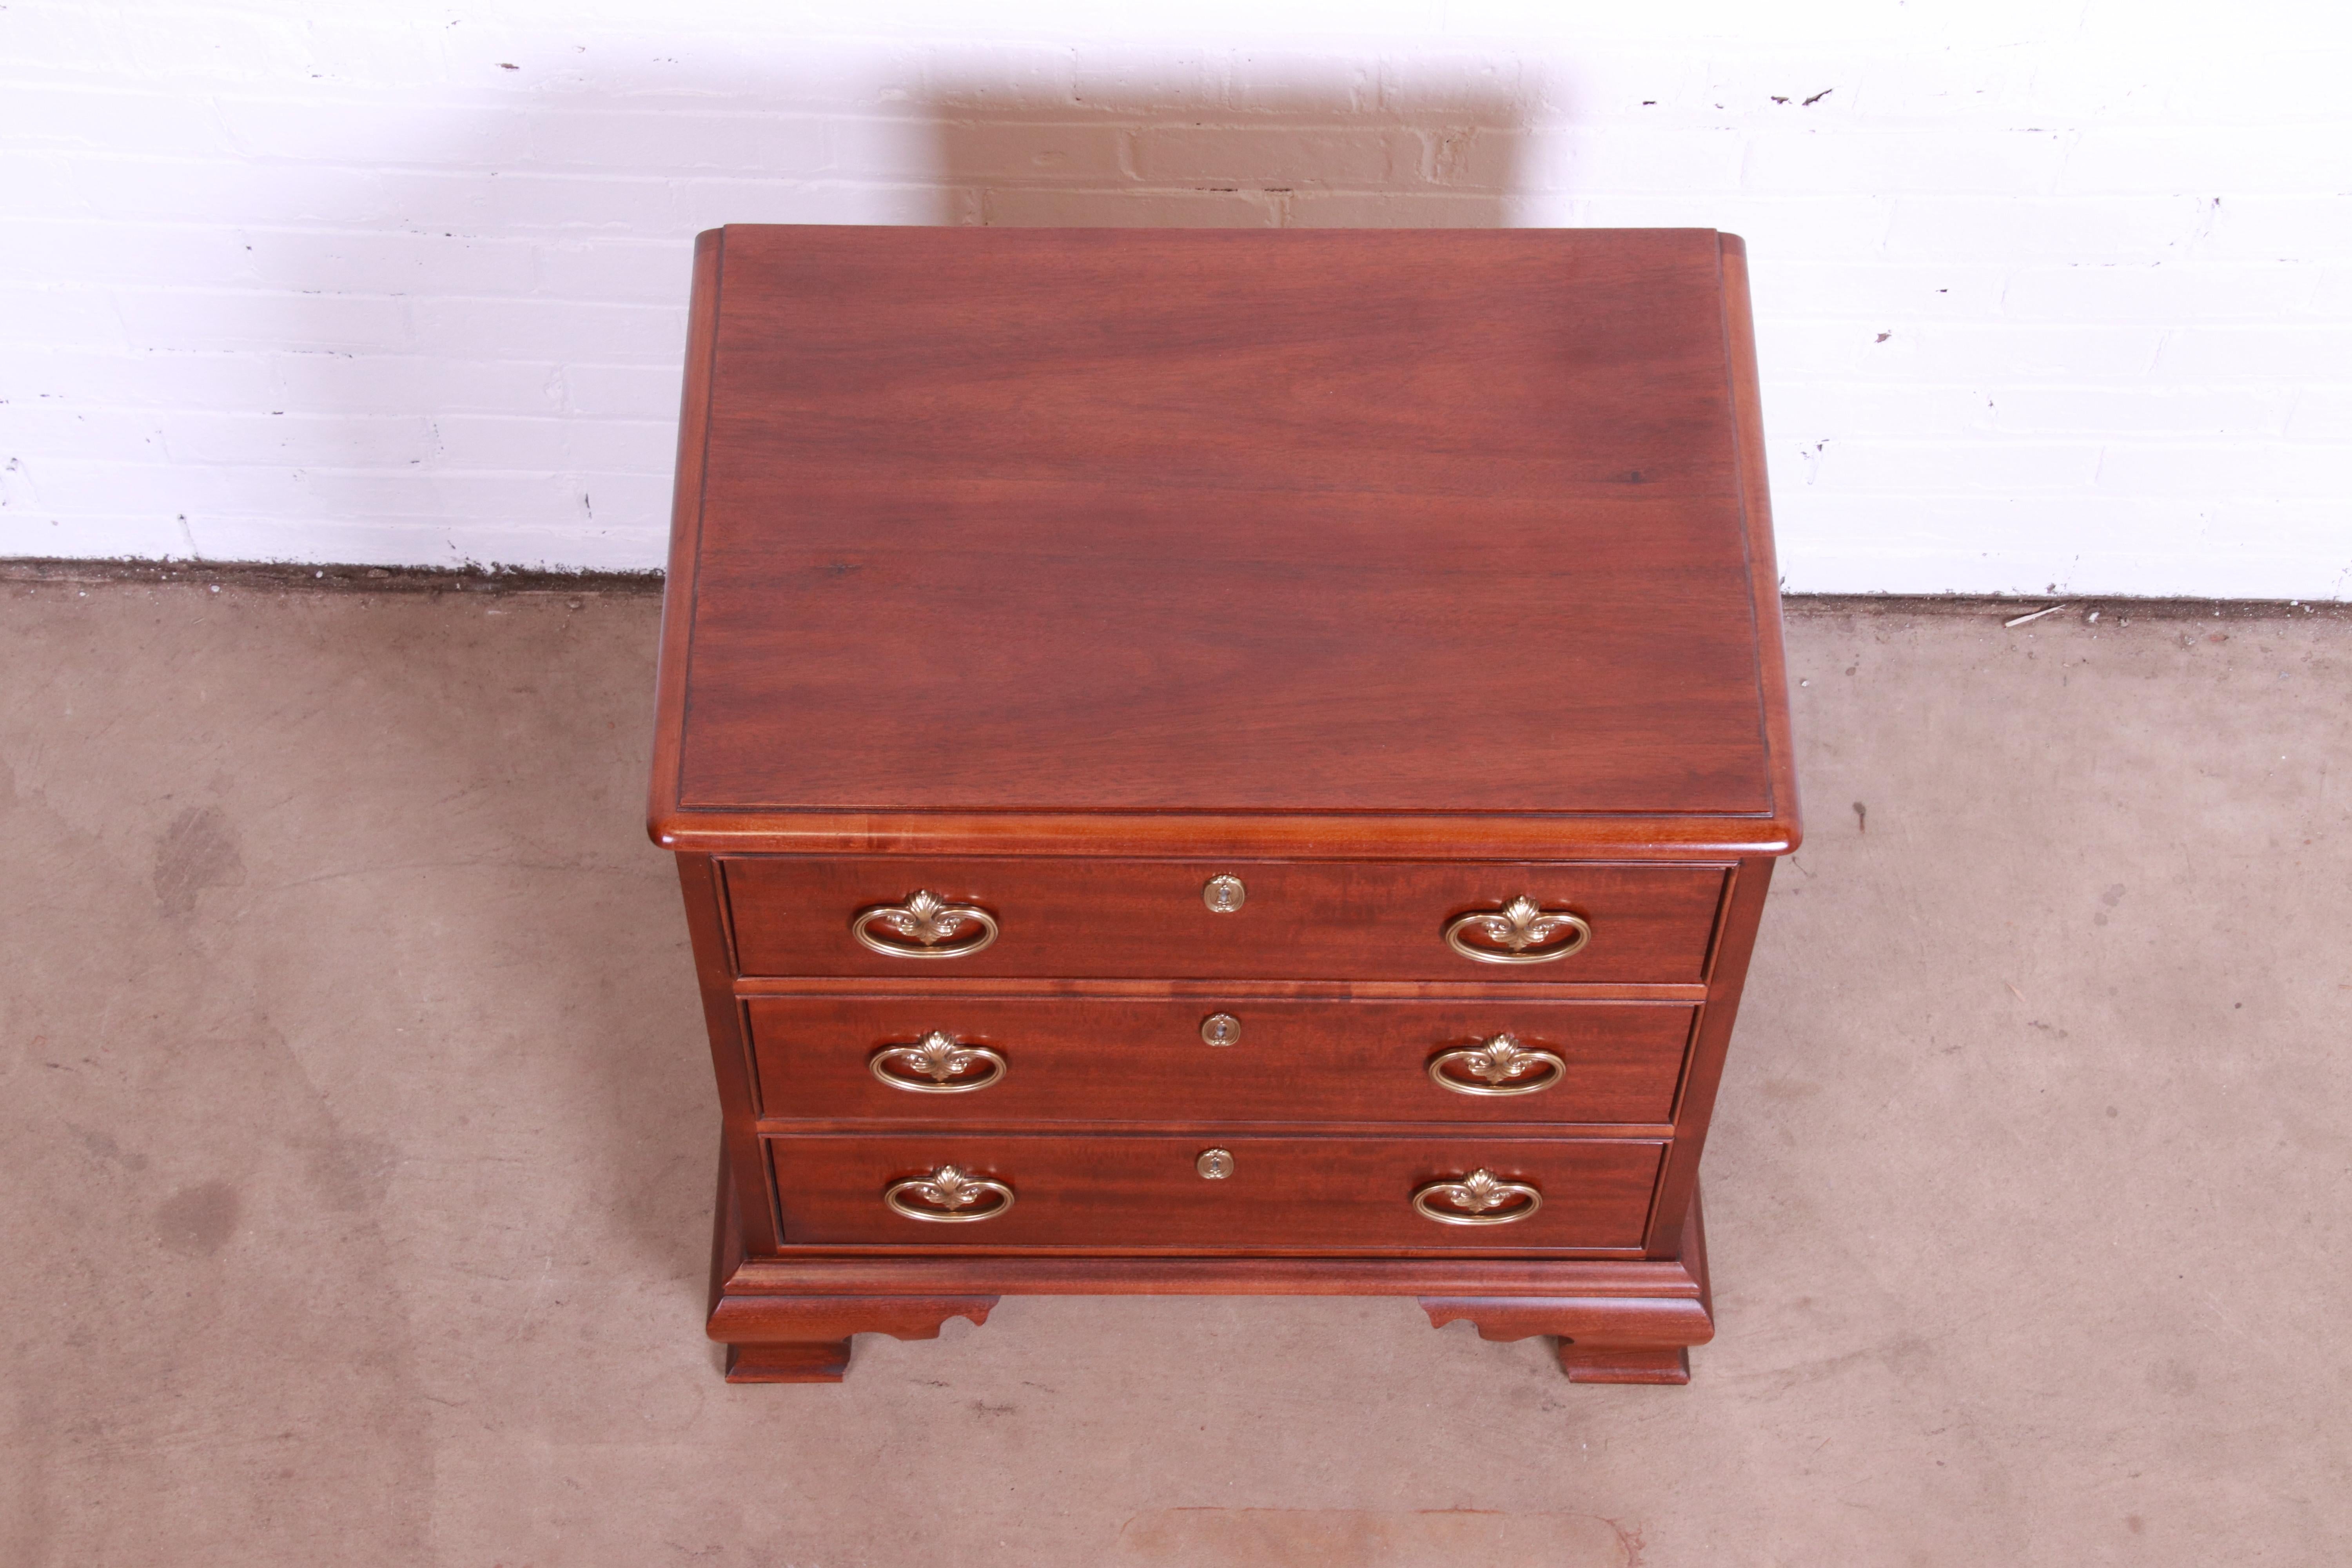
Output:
1443 896 1591 965
869 1032 1008 1094
1426 1034 1566 1096
853 889 1000 959
884 1165 1016 1223
1412 1169 1543 1226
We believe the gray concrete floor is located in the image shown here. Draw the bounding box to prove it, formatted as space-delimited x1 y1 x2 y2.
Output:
2 576 2346 1566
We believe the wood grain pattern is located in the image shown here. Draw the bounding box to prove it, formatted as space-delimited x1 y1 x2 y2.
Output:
722 855 1728 982
653 225 1793 850
744 994 1695 1126
766 1132 1662 1251
657 225 1799 1385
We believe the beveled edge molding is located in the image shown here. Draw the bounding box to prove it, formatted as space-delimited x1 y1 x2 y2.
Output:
1418 1294 1713 1345
751 1118 1678 1140
715 1252 1704 1298
707 1293 999 1384
706 1185 1712 1382
734 976 1711 1002
649 808 1797 860
707 1292 997 1342
1419 1294 1711 1384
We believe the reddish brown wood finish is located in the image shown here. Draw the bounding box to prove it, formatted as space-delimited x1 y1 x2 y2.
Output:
1425 1301 1708 1371
658 227 1797 1385
664 811 1789 860
766 1133 1662 1251
666 229 1777 823
720 1250 1703 1298
744 994 1695 1127
711 1297 999 1384
650 228 1800 862
1425 1181 1717 1383
722 856 1727 983
677 853 776 1251
705 1144 998 1382
1646 856 1775 1258
648 230 720 851
1720 237 1801 839
737 976 1706 1001
706 1155 1718 1381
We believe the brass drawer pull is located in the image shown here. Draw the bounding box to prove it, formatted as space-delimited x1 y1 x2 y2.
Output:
1412 1169 1543 1226
1427 1034 1565 1097
869 1032 1007 1094
884 1165 1015 1223
852 890 1000 959
1443 896 1591 965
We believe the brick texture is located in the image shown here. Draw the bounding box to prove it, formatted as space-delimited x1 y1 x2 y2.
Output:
0 1 2346 593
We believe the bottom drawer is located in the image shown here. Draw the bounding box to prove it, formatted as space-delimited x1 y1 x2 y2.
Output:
767 1134 1663 1251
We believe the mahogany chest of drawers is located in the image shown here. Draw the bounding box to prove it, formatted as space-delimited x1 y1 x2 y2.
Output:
649 225 1799 1384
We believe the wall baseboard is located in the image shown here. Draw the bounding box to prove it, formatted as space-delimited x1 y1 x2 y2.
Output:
0 558 664 595
1 557 2342 620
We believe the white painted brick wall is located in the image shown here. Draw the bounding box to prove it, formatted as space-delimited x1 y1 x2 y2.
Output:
1 0 2347 594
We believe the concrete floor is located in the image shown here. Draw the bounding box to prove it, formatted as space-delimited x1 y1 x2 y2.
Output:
1 574 2346 1566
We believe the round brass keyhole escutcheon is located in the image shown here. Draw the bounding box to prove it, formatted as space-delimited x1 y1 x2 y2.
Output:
1196 1148 1236 1180
1200 1012 1241 1047
1202 875 1247 913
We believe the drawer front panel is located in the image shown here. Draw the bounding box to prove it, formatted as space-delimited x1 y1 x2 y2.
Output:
767 1133 1662 1250
746 996 1695 1125
724 857 1727 982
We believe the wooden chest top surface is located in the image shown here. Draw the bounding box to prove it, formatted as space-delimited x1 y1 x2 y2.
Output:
653 225 1797 857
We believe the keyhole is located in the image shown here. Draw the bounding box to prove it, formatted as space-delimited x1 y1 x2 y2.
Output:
1203 875 1247 913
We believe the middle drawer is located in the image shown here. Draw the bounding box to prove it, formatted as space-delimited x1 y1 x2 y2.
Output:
744 995 1696 1125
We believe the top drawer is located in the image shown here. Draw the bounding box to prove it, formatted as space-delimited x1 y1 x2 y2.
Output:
721 857 1727 982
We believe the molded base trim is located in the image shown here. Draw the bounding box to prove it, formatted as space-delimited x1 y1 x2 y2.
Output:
708 1147 1714 1383
711 1296 998 1384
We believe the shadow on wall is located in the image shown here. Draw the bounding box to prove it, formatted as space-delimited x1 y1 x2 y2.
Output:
224 59 1529 563
923 68 1526 227
144 58 1542 1284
